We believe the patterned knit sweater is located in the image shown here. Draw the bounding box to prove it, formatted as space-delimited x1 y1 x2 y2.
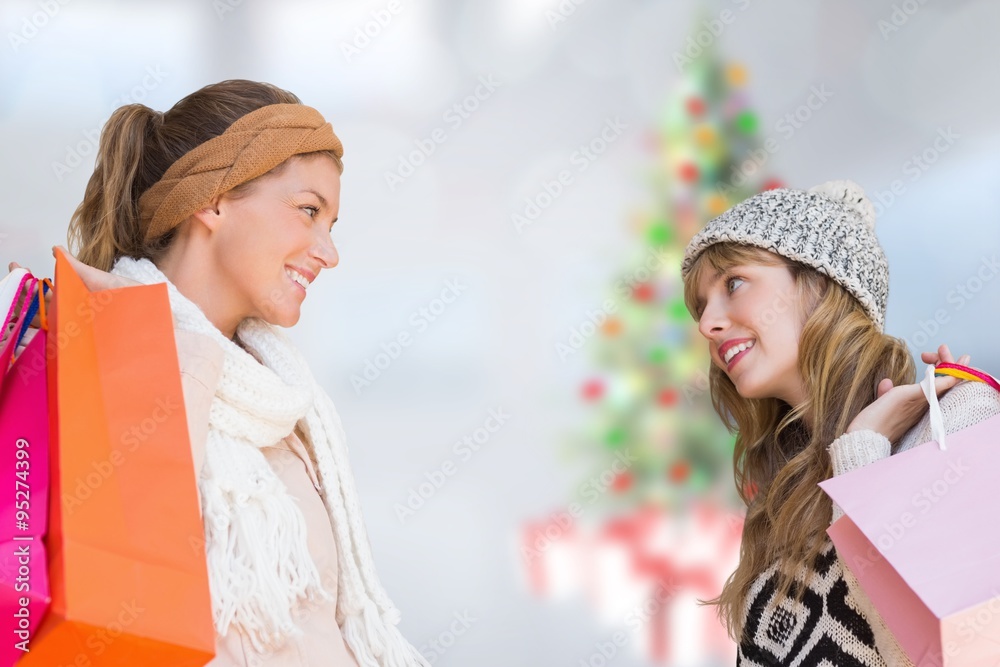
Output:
736 380 1000 667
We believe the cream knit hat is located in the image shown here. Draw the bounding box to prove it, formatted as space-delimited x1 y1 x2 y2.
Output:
680 180 889 332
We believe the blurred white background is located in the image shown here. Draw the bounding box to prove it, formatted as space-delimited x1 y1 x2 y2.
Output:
2 0 999 665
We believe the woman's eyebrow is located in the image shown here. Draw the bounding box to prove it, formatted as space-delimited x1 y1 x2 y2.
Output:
297 189 329 208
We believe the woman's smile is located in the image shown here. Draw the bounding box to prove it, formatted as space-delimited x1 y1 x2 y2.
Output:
285 267 308 298
726 341 754 371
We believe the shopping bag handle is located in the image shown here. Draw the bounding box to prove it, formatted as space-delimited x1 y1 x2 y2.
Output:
2 275 37 370
919 365 948 450
934 362 1000 393
13 277 52 350
2 271 34 334
39 277 52 329
921 362 1000 451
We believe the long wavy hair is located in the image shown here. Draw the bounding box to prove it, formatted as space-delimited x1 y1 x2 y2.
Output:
67 79 343 272
682 241 914 643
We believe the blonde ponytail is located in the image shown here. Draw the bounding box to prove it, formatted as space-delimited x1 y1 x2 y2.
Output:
68 104 162 272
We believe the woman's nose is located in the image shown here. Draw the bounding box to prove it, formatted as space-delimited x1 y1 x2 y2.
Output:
697 301 728 339
312 234 339 269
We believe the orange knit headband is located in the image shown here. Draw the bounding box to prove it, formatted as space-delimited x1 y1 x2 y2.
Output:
138 103 344 242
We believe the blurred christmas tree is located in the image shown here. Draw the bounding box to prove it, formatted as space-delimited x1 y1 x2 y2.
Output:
564 44 782 516
523 38 783 667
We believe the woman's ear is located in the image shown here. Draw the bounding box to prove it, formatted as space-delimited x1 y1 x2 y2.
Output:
189 195 224 233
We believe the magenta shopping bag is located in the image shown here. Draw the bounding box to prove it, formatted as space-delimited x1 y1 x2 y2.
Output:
0 272 52 666
820 364 1000 667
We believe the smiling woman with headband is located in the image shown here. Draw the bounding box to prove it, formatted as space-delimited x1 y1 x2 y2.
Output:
36 79 428 667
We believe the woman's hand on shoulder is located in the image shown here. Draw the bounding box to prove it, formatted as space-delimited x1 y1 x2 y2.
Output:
846 345 970 443
10 246 142 295
50 245 144 291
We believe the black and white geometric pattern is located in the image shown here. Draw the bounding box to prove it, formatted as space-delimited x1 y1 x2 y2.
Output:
736 540 887 667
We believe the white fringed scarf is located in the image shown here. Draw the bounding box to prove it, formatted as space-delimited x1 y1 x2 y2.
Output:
110 255 429 667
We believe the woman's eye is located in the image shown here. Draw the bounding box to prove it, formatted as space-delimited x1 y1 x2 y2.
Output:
727 276 744 293
303 206 319 218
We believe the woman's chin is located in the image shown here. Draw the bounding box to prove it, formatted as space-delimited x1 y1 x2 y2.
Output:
733 380 763 400
254 290 303 326
273 310 301 328
256 305 301 328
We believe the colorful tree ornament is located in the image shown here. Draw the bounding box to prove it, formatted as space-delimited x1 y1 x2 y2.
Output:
679 162 699 182
646 220 672 246
611 471 634 493
735 109 758 135
633 283 654 302
582 379 605 401
657 388 679 407
694 124 716 147
668 461 691 483
601 316 623 337
667 299 689 323
605 426 627 449
726 62 748 87
706 193 728 216
686 96 706 117
647 345 667 364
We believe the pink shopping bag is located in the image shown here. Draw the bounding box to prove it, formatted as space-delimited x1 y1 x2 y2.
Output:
819 363 1000 667
0 272 53 666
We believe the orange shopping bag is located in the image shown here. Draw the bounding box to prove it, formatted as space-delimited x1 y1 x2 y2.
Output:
20 247 214 665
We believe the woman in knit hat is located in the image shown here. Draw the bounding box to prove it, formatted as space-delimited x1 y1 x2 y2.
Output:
679 180 1000 666
11 79 429 667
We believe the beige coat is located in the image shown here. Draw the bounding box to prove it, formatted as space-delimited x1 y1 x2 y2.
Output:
175 329 360 667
